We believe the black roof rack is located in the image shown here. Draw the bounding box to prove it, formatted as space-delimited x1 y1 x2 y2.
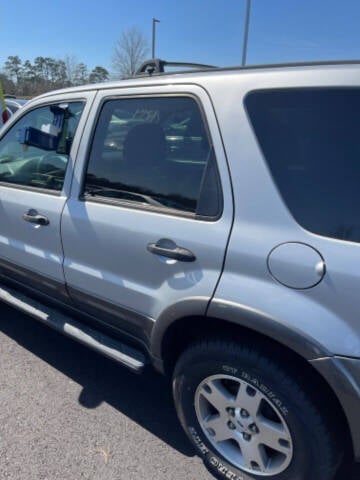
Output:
135 58 217 76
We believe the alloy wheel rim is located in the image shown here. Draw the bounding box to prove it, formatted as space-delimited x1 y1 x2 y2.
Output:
194 374 293 476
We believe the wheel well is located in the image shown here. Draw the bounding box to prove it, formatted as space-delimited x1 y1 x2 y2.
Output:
161 315 354 459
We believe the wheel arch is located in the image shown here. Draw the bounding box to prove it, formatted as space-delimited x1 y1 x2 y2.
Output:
151 311 354 460
150 297 331 368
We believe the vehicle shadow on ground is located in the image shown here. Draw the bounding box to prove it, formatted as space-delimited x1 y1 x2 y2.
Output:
1 305 359 479
0 306 194 457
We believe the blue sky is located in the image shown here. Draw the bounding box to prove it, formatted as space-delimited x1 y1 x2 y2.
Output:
2 0 360 73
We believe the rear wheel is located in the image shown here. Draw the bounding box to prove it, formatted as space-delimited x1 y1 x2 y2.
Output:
173 340 341 480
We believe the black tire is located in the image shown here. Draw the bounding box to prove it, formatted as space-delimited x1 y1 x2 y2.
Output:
173 340 341 480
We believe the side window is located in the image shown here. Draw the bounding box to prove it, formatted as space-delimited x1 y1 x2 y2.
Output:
0 101 84 191
245 88 360 243
84 96 221 216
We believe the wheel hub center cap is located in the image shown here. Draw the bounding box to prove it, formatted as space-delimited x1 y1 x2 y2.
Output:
236 419 245 430
232 410 256 434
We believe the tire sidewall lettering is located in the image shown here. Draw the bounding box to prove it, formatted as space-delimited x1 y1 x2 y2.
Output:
189 426 248 480
221 364 289 417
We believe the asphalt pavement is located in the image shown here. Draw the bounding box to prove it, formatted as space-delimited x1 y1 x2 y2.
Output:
0 304 359 480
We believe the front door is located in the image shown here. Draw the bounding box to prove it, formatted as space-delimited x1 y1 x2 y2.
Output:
0 94 92 299
61 85 233 340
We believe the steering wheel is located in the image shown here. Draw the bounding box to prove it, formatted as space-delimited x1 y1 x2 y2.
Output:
37 152 68 173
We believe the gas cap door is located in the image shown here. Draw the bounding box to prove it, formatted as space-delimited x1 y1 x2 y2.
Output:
267 242 326 289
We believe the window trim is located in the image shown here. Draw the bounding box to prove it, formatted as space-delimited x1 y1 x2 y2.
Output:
0 180 63 197
80 93 223 221
0 99 86 195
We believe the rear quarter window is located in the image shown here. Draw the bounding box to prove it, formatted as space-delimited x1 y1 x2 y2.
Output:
245 88 360 243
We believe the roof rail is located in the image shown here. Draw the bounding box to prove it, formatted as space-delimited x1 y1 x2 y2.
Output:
135 58 217 76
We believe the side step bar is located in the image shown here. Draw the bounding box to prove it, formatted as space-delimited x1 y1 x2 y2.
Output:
0 283 146 373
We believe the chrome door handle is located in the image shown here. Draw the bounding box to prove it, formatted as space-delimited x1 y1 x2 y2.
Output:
23 209 50 226
147 241 196 262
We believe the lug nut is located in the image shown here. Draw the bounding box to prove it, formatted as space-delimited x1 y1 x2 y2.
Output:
227 421 236 430
243 433 251 441
240 409 249 418
226 407 235 417
249 423 259 433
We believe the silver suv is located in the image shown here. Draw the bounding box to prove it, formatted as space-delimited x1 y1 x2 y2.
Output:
0 59 359 480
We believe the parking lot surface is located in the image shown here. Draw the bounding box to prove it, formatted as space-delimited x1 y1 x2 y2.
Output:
0 304 358 480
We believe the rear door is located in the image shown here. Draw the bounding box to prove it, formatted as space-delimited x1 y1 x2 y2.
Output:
0 92 94 299
61 84 233 340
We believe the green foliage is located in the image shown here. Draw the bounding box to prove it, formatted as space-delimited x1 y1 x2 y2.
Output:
89 66 109 84
1 55 109 97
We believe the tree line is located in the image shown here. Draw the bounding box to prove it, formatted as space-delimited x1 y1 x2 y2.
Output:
1 27 151 98
1 55 109 97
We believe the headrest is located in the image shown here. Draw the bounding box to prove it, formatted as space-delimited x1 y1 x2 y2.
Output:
123 123 166 166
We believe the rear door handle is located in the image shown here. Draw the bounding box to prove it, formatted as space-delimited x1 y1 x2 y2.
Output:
147 241 196 262
23 209 50 226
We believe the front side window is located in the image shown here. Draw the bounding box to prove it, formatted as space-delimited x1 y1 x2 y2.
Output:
0 101 84 191
246 88 360 243
84 96 220 216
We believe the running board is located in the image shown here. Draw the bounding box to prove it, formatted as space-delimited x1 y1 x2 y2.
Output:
0 283 146 373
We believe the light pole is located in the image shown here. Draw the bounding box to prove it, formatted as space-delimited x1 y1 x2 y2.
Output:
152 18 160 58
242 0 251 66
